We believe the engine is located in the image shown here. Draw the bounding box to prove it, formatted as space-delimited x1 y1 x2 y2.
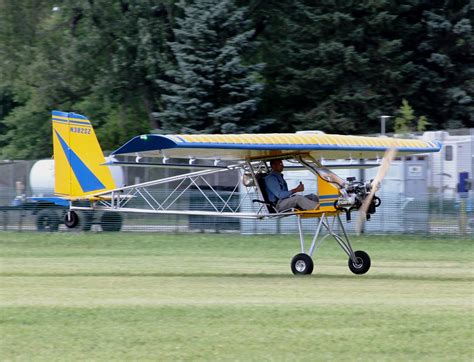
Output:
335 177 381 221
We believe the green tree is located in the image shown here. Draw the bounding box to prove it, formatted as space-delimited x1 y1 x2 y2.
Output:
251 0 472 133
1 1 175 158
394 99 430 134
252 1 414 133
1 0 472 159
0 0 57 154
157 0 266 133
401 1 473 129
394 100 414 134
64 0 175 148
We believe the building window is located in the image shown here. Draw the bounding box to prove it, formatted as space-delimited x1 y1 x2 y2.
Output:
445 145 453 161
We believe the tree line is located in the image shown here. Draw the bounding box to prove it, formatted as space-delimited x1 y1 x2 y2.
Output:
0 0 472 158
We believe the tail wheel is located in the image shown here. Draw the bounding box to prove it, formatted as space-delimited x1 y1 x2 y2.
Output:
291 253 314 275
348 250 371 275
64 210 79 229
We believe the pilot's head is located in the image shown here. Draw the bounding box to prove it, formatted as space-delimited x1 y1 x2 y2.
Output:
270 159 284 173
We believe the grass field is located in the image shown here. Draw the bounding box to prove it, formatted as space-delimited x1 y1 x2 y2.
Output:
1 232 473 361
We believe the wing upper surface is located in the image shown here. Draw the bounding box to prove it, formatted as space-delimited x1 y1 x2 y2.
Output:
112 133 441 160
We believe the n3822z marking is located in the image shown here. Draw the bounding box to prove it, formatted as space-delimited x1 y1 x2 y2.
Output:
70 127 91 134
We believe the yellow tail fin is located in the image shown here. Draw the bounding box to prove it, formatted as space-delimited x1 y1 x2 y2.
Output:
52 110 116 198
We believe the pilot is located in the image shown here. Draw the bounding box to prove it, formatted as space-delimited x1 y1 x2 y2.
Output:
265 159 320 211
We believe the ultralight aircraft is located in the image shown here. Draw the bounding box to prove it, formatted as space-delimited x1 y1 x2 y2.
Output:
52 111 441 275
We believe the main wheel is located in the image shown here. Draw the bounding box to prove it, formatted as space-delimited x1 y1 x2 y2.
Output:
64 210 79 229
348 250 371 275
291 253 314 275
36 210 60 232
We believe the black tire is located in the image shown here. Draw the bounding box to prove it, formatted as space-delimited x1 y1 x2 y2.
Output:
36 209 60 232
291 253 314 275
100 212 123 232
64 210 79 229
80 211 94 232
348 250 371 275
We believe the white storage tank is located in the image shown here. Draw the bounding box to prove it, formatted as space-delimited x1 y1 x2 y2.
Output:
29 157 124 196
29 159 55 196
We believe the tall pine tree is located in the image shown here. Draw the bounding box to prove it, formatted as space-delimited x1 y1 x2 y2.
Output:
157 0 266 133
254 0 414 134
398 0 473 129
252 0 472 133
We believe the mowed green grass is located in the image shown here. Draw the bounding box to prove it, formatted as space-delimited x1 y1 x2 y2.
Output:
0 232 472 361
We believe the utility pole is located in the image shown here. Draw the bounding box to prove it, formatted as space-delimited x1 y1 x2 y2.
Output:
380 115 391 135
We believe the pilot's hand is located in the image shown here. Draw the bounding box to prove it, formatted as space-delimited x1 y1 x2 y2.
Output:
293 182 304 193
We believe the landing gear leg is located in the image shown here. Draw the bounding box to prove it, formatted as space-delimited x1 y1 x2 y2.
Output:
328 215 371 275
290 215 326 276
291 214 371 276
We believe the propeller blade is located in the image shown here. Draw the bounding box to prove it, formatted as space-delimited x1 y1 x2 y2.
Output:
356 148 397 235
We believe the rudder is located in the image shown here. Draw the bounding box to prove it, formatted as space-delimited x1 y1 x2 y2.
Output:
52 110 116 197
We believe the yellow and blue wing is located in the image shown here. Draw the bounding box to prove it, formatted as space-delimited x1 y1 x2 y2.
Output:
112 133 441 161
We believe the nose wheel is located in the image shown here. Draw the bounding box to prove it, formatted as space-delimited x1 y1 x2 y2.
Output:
348 250 371 275
291 253 314 275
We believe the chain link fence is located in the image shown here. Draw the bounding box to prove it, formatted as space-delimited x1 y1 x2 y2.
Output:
0 159 472 236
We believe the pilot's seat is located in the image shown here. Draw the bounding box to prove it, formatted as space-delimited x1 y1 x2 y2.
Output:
253 172 278 213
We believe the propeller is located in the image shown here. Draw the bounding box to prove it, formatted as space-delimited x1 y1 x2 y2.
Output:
356 148 397 235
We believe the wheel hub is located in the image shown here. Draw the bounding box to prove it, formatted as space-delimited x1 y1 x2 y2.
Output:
352 257 363 269
295 260 306 272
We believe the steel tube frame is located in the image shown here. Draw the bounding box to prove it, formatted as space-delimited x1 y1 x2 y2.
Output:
77 160 309 219
296 214 357 263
